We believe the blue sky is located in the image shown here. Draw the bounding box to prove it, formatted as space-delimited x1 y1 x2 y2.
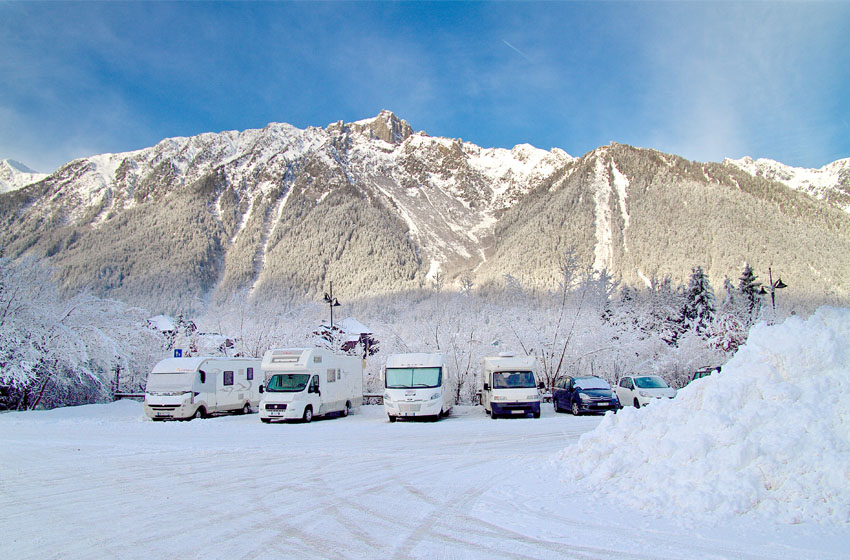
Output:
2 2 849 173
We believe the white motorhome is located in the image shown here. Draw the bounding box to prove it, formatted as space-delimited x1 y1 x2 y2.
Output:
259 348 363 423
481 353 543 419
144 357 262 421
383 353 452 422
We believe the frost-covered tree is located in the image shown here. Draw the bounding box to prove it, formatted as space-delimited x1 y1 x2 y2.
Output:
681 266 716 336
738 263 763 327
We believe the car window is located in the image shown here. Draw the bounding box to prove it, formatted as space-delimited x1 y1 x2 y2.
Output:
634 376 668 388
574 377 610 390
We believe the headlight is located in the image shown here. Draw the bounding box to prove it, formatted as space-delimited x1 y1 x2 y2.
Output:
639 391 651 397
526 394 539 400
430 392 441 400
383 393 392 402
493 396 506 401
579 393 591 401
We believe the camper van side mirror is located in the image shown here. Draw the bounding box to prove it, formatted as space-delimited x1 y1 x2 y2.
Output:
259 385 264 394
483 383 490 391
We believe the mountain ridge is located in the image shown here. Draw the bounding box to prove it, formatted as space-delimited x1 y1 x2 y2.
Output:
1 112 849 313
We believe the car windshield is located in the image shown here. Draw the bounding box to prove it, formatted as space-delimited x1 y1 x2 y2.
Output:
574 377 610 390
492 371 537 389
266 373 310 392
386 367 442 389
634 376 668 389
145 372 194 392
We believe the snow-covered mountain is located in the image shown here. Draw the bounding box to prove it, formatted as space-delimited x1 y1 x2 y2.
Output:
0 159 47 194
1 111 849 312
724 156 850 214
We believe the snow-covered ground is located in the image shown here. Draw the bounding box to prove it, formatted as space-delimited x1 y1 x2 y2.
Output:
2 400 847 559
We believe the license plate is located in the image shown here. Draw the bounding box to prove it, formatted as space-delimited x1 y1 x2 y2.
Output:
270 411 285 417
596 403 610 407
511 410 524 414
156 412 169 417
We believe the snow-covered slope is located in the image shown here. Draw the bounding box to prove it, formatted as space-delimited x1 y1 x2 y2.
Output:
561 306 850 524
0 159 47 193
2 112 849 312
725 156 850 213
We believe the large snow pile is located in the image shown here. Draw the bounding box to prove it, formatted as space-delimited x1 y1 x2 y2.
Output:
560 306 850 524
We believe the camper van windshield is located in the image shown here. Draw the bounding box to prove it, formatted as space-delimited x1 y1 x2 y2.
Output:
266 374 310 392
146 372 194 392
492 371 536 389
385 367 441 389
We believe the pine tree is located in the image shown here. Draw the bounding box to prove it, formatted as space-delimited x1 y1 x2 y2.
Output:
738 263 763 326
682 265 716 336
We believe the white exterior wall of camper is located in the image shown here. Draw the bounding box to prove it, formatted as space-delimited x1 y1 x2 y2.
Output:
258 348 363 423
383 353 452 422
143 357 262 420
481 354 542 419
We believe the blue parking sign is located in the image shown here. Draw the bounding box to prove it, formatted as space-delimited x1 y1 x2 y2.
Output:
174 349 183 358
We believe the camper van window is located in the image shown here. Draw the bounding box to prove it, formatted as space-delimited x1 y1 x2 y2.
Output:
266 374 310 392
223 371 234 386
385 367 442 389
337 369 341 381
327 369 336 383
199 370 206 384
247 367 254 381
492 371 536 389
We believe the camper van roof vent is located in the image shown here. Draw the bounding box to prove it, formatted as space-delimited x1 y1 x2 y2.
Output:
271 356 300 364
498 352 517 358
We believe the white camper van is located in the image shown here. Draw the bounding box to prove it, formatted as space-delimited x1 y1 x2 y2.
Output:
481 353 543 419
144 357 262 420
383 353 452 422
259 348 363 423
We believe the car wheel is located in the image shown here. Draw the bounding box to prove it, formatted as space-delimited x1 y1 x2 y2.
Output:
571 401 580 416
533 410 541 419
303 406 313 423
634 398 641 409
388 415 397 423
261 418 271 424
553 398 561 413
491 411 498 419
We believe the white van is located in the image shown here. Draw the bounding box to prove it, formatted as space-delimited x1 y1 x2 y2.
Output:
259 348 363 423
481 353 542 419
383 353 452 422
144 357 262 420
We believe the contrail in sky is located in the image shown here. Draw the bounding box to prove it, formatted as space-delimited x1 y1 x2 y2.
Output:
502 39 533 63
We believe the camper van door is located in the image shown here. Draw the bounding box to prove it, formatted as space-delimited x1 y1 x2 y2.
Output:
307 374 322 417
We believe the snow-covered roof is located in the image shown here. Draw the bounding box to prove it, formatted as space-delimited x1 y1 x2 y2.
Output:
148 315 176 332
338 317 371 335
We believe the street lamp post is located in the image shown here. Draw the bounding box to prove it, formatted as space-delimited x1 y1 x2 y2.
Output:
759 267 787 311
323 281 341 329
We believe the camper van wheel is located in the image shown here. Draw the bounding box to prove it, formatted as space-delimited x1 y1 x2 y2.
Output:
388 415 397 423
261 418 271 424
193 407 206 420
302 406 313 423
342 401 351 417
242 403 251 415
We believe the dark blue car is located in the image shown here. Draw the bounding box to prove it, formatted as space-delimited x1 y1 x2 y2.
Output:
552 376 620 415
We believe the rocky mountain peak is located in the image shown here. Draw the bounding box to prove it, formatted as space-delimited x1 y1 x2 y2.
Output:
343 110 414 145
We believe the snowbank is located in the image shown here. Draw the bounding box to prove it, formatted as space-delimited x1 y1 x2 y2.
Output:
559 306 850 524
